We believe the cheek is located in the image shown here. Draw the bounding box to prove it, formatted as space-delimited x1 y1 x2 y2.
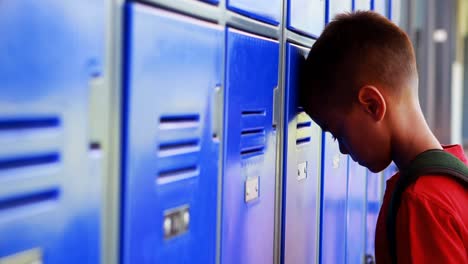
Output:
346 117 378 157
359 127 391 169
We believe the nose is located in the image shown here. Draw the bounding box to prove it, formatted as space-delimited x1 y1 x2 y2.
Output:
338 141 349 155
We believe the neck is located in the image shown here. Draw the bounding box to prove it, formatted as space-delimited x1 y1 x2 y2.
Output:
391 103 442 170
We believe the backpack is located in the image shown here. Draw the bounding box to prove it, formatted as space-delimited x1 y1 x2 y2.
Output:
386 149 468 264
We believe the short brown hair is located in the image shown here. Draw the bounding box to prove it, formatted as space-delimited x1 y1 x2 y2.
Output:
300 11 417 111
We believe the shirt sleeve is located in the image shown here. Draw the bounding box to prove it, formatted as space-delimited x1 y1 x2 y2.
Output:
395 192 466 263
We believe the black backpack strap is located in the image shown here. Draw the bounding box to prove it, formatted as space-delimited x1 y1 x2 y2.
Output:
387 149 468 264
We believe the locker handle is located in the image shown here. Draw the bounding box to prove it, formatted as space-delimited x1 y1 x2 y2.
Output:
88 75 106 151
272 86 280 129
211 85 222 140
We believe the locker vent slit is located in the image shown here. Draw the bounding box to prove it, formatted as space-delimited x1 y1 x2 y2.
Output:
158 139 200 156
296 121 312 129
241 109 266 116
241 128 265 136
0 188 59 211
158 166 199 182
159 114 200 129
296 137 311 145
0 153 60 171
0 117 60 130
240 146 265 156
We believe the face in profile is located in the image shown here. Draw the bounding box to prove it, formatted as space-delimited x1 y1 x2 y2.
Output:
306 101 392 173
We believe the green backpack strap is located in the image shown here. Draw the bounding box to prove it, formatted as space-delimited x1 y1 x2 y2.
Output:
387 149 468 264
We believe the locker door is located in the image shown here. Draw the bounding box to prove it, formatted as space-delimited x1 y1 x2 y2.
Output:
346 160 367 264
366 171 384 261
122 4 222 263
222 28 279 264
372 0 390 17
227 0 282 25
328 0 352 22
320 133 348 264
288 0 326 38
282 43 322 264
0 1 104 262
354 0 371 11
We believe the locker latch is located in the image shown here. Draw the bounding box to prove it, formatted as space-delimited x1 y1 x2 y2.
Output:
364 254 376 264
245 176 259 202
297 162 307 181
332 154 341 169
163 206 190 239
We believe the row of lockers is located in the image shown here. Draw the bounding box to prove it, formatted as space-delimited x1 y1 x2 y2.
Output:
0 0 397 263
195 0 390 38
122 2 395 263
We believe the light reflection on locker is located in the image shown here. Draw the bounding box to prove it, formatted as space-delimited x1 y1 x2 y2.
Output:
221 28 279 264
282 42 322 264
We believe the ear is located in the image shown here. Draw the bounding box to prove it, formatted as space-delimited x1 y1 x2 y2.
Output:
357 85 386 122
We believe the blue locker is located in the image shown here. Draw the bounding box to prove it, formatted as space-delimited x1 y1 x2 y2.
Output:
327 0 352 22
372 0 390 17
122 4 222 263
0 1 103 262
282 43 322 264
320 133 348 264
287 0 326 38
222 28 279 264
227 0 282 25
354 0 371 11
346 160 367 264
365 171 384 259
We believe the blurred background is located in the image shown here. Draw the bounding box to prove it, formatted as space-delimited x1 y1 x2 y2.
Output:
0 0 466 263
397 0 468 149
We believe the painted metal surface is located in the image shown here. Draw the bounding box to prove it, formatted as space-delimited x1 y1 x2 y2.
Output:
327 0 353 23
320 133 348 264
354 0 372 11
288 0 326 38
347 160 367 264
222 28 279 264
282 43 322 264
122 4 222 263
0 0 104 262
227 0 282 25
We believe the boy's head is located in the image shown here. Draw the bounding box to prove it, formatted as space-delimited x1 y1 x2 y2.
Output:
300 11 418 172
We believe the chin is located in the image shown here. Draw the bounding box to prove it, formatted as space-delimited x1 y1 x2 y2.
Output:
368 166 383 173
367 160 391 173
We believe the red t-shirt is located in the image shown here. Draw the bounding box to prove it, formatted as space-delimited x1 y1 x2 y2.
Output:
375 144 468 263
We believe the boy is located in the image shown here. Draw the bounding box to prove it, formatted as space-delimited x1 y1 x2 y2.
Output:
299 11 468 263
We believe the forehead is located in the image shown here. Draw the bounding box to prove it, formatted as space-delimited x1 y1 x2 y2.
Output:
305 104 341 131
